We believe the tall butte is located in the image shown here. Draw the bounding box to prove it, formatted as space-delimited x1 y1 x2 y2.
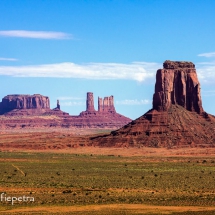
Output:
91 60 215 148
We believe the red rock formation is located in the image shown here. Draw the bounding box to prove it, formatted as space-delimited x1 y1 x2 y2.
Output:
98 97 103 112
86 92 95 112
0 92 131 130
98 95 116 113
153 60 203 114
57 100 60 110
79 93 131 128
0 94 50 115
91 61 215 148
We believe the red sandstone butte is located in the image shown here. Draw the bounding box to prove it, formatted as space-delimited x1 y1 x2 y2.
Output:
91 60 215 148
0 94 50 115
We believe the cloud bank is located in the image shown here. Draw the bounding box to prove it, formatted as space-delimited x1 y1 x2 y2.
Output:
198 52 215 58
0 59 214 83
196 62 215 83
61 101 85 106
57 96 84 101
0 30 71 39
0 62 160 82
116 99 151 105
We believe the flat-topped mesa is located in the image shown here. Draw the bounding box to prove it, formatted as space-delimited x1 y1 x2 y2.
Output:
153 60 204 114
86 92 95 112
98 95 116 113
0 94 50 114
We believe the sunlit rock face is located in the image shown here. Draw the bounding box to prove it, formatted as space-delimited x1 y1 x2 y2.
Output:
153 60 203 114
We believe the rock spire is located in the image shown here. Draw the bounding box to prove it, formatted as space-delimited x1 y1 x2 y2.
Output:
86 92 95 112
98 96 116 113
57 100 60 110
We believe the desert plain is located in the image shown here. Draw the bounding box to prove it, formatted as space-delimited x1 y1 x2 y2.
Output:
0 129 215 215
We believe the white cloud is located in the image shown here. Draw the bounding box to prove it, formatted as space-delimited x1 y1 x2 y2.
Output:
61 101 85 106
0 57 18 61
57 96 84 101
116 99 151 105
198 52 215 58
196 61 215 83
0 30 71 39
0 62 160 82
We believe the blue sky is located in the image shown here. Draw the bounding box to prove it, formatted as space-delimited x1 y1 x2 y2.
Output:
0 0 215 119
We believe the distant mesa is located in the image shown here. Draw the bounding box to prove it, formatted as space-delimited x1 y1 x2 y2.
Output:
91 60 215 148
0 92 131 129
0 94 50 115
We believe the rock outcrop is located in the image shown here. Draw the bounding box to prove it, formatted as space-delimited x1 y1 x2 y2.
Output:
79 93 131 128
91 61 215 148
153 60 203 113
0 94 50 115
0 92 131 130
57 100 60 110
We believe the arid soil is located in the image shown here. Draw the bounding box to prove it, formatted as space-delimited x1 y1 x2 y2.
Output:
1 129 215 157
1 204 215 214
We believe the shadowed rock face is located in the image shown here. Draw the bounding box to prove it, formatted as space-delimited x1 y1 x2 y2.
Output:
153 60 203 114
91 60 215 148
0 94 50 114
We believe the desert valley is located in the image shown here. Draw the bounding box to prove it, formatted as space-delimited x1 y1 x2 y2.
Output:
0 61 215 214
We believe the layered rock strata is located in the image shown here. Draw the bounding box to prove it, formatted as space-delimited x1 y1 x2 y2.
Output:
153 60 203 113
0 94 50 115
91 61 215 147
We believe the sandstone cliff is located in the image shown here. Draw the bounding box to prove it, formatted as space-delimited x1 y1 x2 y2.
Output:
0 94 50 115
153 60 203 113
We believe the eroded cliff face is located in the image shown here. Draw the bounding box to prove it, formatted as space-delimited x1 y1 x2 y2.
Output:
0 94 50 114
153 60 203 114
